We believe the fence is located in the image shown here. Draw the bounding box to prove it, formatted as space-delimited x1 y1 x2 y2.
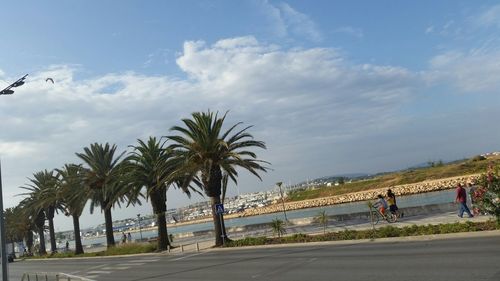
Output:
21 272 94 281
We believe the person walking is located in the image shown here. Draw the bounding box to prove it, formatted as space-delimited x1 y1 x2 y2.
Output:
127 232 132 243
455 183 473 218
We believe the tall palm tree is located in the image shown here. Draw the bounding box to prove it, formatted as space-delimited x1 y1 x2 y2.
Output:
76 143 138 248
18 196 47 255
5 207 24 254
168 111 269 246
56 164 88 254
6 205 35 254
128 137 194 251
20 170 62 253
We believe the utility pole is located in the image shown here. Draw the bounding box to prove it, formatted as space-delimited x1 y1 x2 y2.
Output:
137 214 143 241
0 161 9 281
276 182 288 221
0 74 28 281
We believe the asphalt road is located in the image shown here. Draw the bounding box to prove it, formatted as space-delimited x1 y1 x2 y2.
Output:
8 233 500 281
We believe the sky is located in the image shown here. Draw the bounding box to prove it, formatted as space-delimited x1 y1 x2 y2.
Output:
1 0 500 231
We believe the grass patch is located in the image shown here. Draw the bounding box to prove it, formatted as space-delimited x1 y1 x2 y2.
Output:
224 220 500 247
288 155 500 202
25 242 157 259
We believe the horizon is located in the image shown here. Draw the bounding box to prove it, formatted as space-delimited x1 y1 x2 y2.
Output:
2 0 500 231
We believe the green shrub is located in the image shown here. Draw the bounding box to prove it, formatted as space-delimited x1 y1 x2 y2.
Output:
226 237 268 247
401 224 419 236
104 243 157 255
283 233 310 243
471 155 487 162
376 226 401 238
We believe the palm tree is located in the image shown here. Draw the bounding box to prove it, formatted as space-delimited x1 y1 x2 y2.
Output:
76 142 138 248
20 170 62 253
315 210 329 234
56 164 88 254
6 205 35 255
128 137 192 251
271 218 286 238
18 197 47 255
168 111 269 246
5 207 25 255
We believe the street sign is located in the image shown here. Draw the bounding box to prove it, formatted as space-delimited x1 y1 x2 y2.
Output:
215 203 225 215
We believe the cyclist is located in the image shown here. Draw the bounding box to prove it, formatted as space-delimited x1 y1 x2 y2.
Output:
373 194 388 216
387 189 403 218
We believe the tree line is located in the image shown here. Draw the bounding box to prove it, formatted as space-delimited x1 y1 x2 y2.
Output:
6 110 269 255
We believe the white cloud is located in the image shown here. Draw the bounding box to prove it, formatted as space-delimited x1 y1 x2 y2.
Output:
143 48 171 68
0 141 42 158
427 48 500 92
259 1 322 42
425 26 435 34
477 4 500 28
423 5 500 92
334 26 364 39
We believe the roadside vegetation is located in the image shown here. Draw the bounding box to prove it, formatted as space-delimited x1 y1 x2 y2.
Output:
315 210 329 234
225 220 500 247
474 163 500 224
24 243 158 259
271 218 286 238
288 155 500 202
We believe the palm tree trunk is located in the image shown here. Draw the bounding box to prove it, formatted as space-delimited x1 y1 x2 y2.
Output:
210 196 227 246
48 217 57 253
156 211 169 250
38 229 47 255
72 214 84 254
151 188 170 251
104 207 115 248
26 231 34 254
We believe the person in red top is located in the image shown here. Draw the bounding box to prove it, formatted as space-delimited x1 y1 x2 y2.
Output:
455 183 473 218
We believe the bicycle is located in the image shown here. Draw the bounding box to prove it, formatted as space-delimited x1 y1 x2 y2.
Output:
369 205 397 225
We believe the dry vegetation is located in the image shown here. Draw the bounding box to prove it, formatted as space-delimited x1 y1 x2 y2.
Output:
288 155 500 202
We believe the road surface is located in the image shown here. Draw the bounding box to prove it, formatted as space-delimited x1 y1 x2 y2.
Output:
8 233 500 281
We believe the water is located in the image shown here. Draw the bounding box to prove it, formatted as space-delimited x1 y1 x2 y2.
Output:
74 188 458 247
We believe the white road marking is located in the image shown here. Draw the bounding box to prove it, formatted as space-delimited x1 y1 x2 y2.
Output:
101 266 130 270
137 258 160 262
85 275 99 279
170 252 206 261
87 270 112 274
62 273 96 281
120 263 145 266
70 263 108 274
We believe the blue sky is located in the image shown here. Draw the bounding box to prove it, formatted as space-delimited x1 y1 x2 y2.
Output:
1 0 500 230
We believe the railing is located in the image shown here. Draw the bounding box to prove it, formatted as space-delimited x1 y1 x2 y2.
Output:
21 272 94 281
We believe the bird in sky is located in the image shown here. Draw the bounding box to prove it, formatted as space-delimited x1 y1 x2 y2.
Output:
45 78 54 84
